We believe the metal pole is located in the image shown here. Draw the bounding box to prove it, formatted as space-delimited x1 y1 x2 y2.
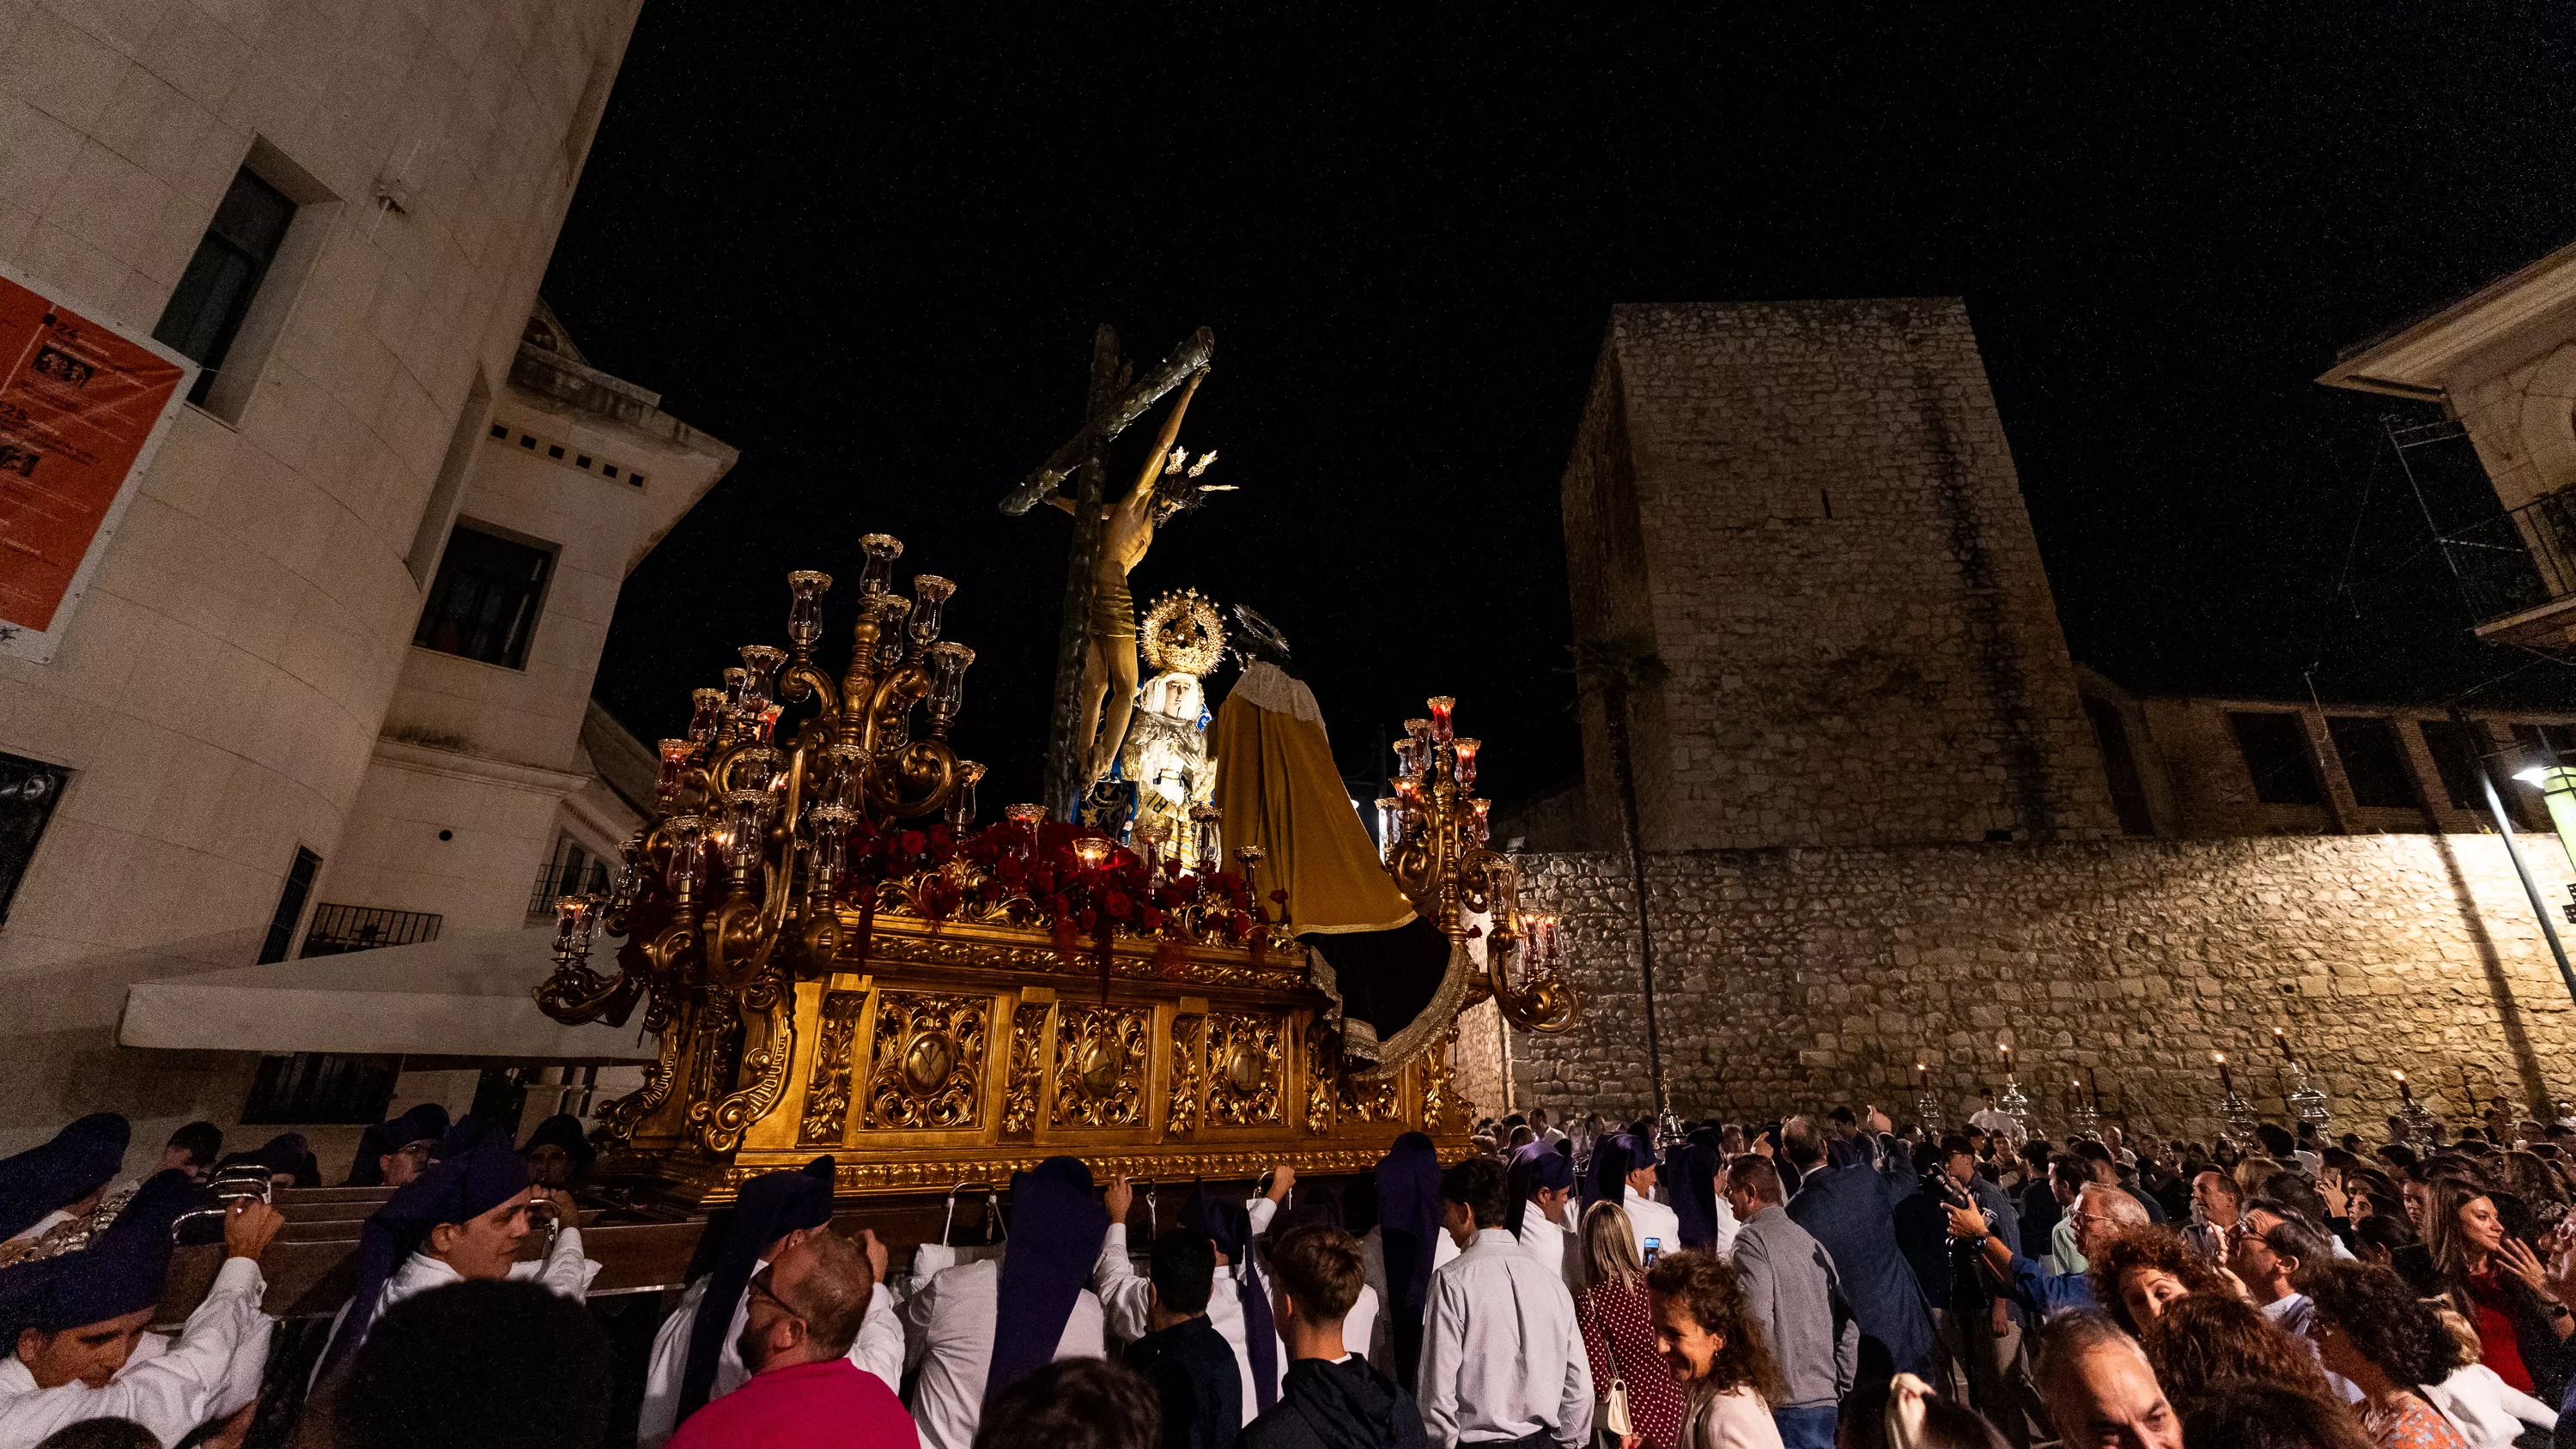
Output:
2465 724 2576 1011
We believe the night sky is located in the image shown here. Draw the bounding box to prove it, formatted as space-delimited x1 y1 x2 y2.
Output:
544 6 2576 815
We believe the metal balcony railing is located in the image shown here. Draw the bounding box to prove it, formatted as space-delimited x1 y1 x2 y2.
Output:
299 904 443 958
2447 488 2576 629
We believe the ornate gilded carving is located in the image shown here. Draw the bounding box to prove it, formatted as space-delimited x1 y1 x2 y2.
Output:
1419 1028 1458 1136
1001 1001 1050 1137
864 992 988 1131
691 1143 1413 1201
1338 1061 1402 1124
690 967 797 1155
799 990 868 1145
1206 1013 1284 1127
1051 1006 1148 1129
863 928 1303 992
601 993 687 1140
1168 1012 1204 1137
1304 1028 1335 1137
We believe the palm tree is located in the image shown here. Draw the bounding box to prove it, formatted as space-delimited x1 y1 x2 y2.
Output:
1570 634 1673 1131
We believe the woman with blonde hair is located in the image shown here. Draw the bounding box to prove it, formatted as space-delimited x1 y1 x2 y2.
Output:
1577 1198 1686 1448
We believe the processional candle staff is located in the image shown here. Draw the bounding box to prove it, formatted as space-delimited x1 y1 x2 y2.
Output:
2394 1070 2437 1149
2067 1077 2099 1142
1914 1061 1944 1135
2214 1052 2258 1145
2273 1026 2330 1139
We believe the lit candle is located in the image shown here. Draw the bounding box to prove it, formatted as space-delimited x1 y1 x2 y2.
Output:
2272 1027 2296 1064
1453 737 1481 789
1072 837 1110 870
1426 696 1456 743
2215 1052 2234 1094
1915 1062 1928 1088
657 739 690 803
2395 1070 2415 1104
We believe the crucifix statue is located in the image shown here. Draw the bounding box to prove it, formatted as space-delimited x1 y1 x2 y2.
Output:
998 324 1218 816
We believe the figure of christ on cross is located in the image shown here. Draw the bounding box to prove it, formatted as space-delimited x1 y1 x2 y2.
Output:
1044 366 1219 787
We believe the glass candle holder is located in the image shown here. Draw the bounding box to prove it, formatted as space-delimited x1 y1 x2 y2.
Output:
721 666 750 712
553 895 596 959
946 761 984 828
872 597 914 670
911 574 956 650
1005 803 1046 839
608 835 645 913
927 641 975 732
1404 718 1432 746
665 815 706 894
805 803 854 889
688 688 724 746
1393 773 1423 809
1472 797 1492 841
786 570 832 647
739 645 786 712
858 533 903 595
1376 797 1401 862
1394 738 1423 779
733 746 781 794
657 739 690 803
1135 821 1168 879
1191 805 1223 871
724 790 769 870
1427 696 1456 742
1452 737 1480 789
1072 836 1111 871
1236 845 1267 907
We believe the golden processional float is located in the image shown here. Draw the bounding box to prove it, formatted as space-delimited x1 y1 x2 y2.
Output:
532 535 1581 1205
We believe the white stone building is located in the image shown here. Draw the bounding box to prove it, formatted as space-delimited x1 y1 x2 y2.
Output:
0 0 720 1157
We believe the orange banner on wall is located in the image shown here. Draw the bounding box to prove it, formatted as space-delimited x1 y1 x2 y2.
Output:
0 274 189 635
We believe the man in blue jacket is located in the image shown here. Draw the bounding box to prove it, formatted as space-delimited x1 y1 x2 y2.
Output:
1782 1110 1935 1382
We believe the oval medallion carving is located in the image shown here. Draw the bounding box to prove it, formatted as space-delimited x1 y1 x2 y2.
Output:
1077 1037 1122 1095
903 1032 957 1097
1224 1041 1265 1095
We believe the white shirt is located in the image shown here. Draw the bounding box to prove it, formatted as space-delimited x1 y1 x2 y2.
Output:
2425 1362 2559 1449
1358 1222 1460 1368
902 1247 1107 1449
314 1227 600 1385
635 1264 904 1446
1419 1228 1592 1448
1517 1198 1585 1298
1966 1108 2017 1137
0 1256 271 1449
1620 1187 1683 1264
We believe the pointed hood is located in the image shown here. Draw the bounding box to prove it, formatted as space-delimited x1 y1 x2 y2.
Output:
0 1113 130 1241
985 1156 1108 1409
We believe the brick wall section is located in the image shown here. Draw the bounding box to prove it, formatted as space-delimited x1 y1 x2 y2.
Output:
1463 837 2576 1140
1560 300 2117 852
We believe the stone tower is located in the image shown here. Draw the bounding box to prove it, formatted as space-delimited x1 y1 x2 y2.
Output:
1560 299 2116 850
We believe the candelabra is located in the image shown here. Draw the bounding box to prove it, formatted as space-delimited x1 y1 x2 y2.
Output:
1993 1043 2030 1144
2395 1071 2437 1150
534 533 981 1149
2214 1052 2259 1147
1913 1062 1945 1136
2272 1028 2330 1142
1382 698 1577 1034
2066 1078 2100 1142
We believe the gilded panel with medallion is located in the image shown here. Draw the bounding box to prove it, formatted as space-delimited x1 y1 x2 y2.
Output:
863 992 988 1131
1050 1005 1148 1129
1205 1013 1285 1127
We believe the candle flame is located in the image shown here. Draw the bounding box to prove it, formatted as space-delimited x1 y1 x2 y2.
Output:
2394 1070 2406 1081
2214 1052 2225 1064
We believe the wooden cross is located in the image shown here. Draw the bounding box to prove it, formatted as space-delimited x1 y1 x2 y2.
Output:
999 324 1213 817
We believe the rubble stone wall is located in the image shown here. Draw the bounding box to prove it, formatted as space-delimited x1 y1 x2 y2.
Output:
1455 835 2576 1141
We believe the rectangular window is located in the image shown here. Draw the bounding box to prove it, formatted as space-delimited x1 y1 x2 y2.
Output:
2229 712 2324 807
526 835 611 915
240 1052 401 1125
151 167 297 407
2419 719 2489 810
299 903 442 957
2328 717 2422 810
0 752 70 926
413 523 554 669
257 846 321 964
2512 723 2576 772
2082 697 2156 835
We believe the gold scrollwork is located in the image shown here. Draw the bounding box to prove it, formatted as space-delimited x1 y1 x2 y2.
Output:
1304 1028 1335 1136
799 990 868 1145
1206 1013 1284 1127
1051 1006 1148 1129
1169 1013 1204 1137
1001 1001 1050 1137
1419 1028 1458 1136
864 992 989 1131
690 968 798 1155
1338 1059 1402 1124
601 994 688 1142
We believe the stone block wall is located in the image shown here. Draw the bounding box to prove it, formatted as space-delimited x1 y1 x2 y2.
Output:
1559 300 2117 853
1462 835 2576 1142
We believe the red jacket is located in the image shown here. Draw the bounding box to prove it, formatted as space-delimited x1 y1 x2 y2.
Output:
666 1357 919 1448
